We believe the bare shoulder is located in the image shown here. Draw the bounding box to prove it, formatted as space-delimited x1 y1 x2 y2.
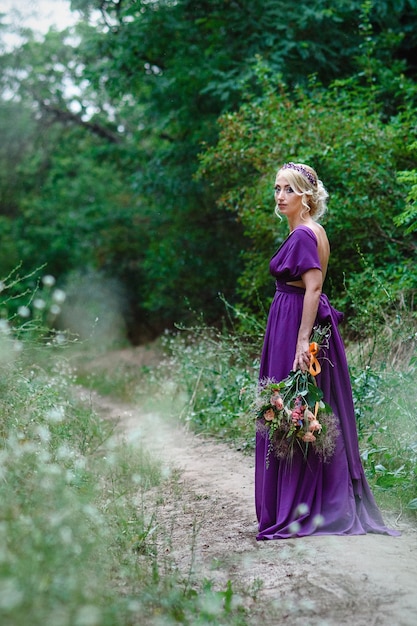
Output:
308 223 329 250
305 222 330 278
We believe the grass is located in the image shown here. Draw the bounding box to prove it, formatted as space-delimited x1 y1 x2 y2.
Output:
0 338 254 626
350 360 417 514
139 328 260 452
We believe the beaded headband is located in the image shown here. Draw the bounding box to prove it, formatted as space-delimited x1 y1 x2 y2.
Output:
280 162 316 186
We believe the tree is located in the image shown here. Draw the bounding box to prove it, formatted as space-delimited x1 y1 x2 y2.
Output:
1 0 417 338
66 0 417 330
196 68 417 334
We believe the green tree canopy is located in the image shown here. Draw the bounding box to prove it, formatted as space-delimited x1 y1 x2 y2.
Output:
0 0 417 338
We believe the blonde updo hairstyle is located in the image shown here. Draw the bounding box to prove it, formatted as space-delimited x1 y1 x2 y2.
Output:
275 162 328 221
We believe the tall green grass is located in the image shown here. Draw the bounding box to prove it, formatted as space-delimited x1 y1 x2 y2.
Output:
140 327 260 451
0 283 254 626
350 357 417 513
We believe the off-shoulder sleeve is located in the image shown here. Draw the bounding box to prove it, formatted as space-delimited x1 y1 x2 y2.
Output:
270 226 321 281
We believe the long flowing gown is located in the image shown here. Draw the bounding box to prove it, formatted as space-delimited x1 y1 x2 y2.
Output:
255 225 400 540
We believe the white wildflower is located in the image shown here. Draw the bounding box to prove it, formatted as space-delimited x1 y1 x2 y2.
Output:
17 305 30 318
42 274 56 286
33 298 46 309
52 289 66 304
0 319 10 334
45 406 65 423
294 502 310 516
53 332 67 345
288 521 301 535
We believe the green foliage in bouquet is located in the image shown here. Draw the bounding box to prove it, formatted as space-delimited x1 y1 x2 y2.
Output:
254 371 338 468
254 325 339 468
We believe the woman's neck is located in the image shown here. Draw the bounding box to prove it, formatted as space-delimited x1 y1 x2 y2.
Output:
288 216 314 232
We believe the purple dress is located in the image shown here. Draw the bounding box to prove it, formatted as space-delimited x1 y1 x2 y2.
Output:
256 225 399 539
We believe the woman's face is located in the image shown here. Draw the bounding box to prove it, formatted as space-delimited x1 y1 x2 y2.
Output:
274 173 303 219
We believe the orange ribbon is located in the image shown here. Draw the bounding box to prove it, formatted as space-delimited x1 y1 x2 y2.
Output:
309 341 321 377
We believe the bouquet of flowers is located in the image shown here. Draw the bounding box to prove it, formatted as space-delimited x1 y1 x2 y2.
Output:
254 325 338 467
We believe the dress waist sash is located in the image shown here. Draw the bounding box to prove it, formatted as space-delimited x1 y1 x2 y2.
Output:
275 282 305 294
275 282 344 325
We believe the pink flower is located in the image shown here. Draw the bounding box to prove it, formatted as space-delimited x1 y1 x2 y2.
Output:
309 419 322 433
302 431 316 443
305 409 315 421
270 393 284 410
291 409 301 424
264 408 275 421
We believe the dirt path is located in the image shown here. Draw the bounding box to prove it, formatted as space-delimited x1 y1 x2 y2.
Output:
83 393 417 625
77 350 417 625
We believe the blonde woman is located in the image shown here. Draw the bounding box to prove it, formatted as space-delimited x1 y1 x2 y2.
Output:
255 162 399 540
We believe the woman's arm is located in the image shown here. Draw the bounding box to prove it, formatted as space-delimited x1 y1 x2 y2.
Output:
292 268 322 371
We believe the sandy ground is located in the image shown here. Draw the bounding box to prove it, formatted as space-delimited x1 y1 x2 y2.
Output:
77 348 417 626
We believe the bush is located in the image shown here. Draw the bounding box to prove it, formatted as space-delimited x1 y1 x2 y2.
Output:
196 66 417 335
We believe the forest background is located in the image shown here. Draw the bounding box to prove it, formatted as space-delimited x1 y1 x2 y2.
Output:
0 2 416 624
0 0 416 344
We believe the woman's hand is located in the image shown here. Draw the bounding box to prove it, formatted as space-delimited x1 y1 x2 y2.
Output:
293 338 311 371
